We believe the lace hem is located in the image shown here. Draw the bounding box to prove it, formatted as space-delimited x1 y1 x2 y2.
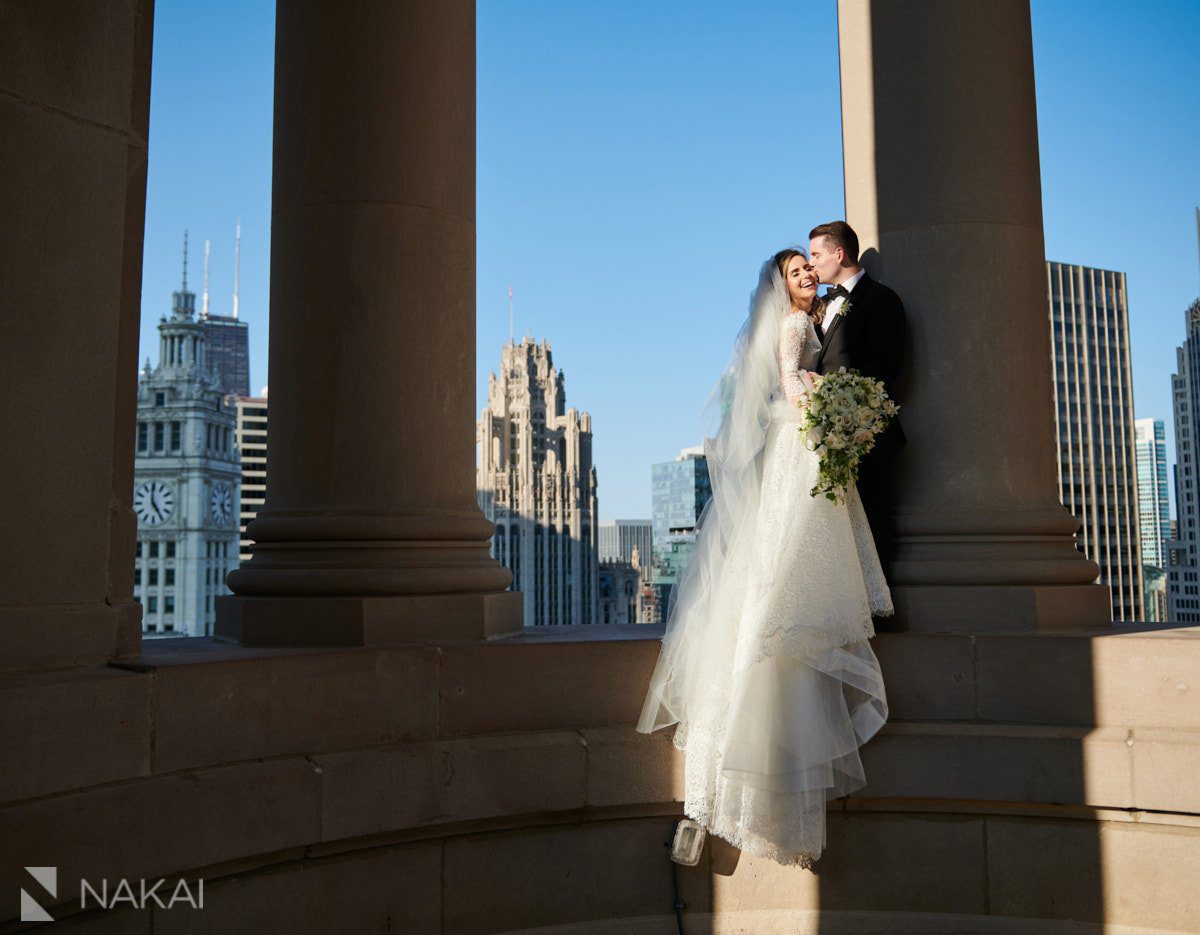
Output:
683 798 818 869
668 639 887 869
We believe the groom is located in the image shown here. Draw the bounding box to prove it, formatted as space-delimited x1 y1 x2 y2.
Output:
808 221 908 589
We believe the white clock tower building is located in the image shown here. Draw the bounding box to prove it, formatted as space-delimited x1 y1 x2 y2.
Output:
133 234 241 637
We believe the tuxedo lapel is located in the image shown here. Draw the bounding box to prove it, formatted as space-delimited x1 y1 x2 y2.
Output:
815 311 844 369
816 272 872 370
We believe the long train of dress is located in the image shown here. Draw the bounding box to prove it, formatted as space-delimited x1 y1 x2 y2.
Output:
638 310 891 867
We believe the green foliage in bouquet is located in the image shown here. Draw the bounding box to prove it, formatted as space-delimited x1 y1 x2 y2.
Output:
799 367 899 504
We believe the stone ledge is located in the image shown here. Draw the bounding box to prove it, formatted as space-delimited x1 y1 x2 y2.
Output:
314 731 589 842
214 591 524 646
37 812 1200 935
4 622 1196 808
11 715 1194 917
0 604 128 675
0 758 321 924
0 665 151 804
6 776 1200 931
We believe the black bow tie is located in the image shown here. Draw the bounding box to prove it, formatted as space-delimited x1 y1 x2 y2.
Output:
825 284 850 301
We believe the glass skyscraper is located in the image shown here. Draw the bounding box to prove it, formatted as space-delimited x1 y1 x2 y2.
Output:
651 446 712 545
1135 418 1170 569
201 313 251 398
649 446 713 622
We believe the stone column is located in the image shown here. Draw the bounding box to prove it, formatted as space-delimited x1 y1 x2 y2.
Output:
837 0 1110 630
217 0 519 645
0 2 152 671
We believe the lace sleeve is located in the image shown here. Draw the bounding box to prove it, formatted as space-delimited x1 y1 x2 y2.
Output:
779 313 809 405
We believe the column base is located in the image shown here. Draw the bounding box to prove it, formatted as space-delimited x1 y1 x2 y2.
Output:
888 584 1113 632
214 591 524 647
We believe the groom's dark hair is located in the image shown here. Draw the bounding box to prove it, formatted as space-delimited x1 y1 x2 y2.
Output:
809 221 860 264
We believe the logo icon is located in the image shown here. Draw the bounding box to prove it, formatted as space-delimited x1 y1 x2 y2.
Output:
21 866 56 923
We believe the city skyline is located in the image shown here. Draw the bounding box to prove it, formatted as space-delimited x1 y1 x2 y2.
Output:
139 0 1199 519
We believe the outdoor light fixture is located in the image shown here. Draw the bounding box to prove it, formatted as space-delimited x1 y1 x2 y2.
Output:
669 819 705 866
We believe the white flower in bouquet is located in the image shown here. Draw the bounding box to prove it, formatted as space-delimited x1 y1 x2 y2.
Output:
798 368 900 504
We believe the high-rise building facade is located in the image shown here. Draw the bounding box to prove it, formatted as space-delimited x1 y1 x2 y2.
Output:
598 555 644 626
599 520 653 566
197 226 251 397
234 392 269 563
477 338 599 627
1168 299 1200 623
201 314 251 397
650 446 714 623
134 245 241 637
651 446 712 545
1048 261 1142 621
1135 418 1170 569
599 521 655 623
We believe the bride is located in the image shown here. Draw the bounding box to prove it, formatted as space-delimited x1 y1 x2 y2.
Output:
636 247 892 868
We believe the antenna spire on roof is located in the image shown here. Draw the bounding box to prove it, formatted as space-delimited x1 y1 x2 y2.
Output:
202 239 211 318
232 219 242 319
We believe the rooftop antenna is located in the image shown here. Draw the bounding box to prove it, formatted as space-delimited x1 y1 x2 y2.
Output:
201 239 211 318
232 219 242 319
181 229 189 290
508 285 514 346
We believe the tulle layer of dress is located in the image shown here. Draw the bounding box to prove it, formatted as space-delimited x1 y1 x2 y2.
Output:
637 396 891 867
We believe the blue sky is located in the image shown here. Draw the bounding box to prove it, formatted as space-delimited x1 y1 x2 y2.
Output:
140 0 1200 520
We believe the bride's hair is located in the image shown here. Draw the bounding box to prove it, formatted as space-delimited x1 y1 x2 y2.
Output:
773 247 826 325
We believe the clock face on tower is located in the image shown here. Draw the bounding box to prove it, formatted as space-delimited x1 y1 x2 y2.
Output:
210 482 233 526
134 480 175 526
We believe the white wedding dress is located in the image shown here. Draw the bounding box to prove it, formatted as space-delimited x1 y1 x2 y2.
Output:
637 262 891 868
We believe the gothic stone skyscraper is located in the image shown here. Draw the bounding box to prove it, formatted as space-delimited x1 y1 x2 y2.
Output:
1168 299 1200 623
134 245 241 637
477 338 599 626
1048 261 1142 621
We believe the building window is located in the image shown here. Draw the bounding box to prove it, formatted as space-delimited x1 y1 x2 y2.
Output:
166 540 175 558
137 422 148 452
165 596 175 613
154 422 165 452
149 568 158 586
171 421 181 451
148 596 158 613
149 541 159 558
155 392 165 407
135 541 143 558
165 568 175 586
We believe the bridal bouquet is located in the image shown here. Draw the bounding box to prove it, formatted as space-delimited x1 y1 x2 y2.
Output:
799 367 899 504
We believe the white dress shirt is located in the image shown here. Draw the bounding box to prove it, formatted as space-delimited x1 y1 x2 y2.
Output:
823 267 866 327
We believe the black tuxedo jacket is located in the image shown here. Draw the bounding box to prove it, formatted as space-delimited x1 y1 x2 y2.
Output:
815 271 908 449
